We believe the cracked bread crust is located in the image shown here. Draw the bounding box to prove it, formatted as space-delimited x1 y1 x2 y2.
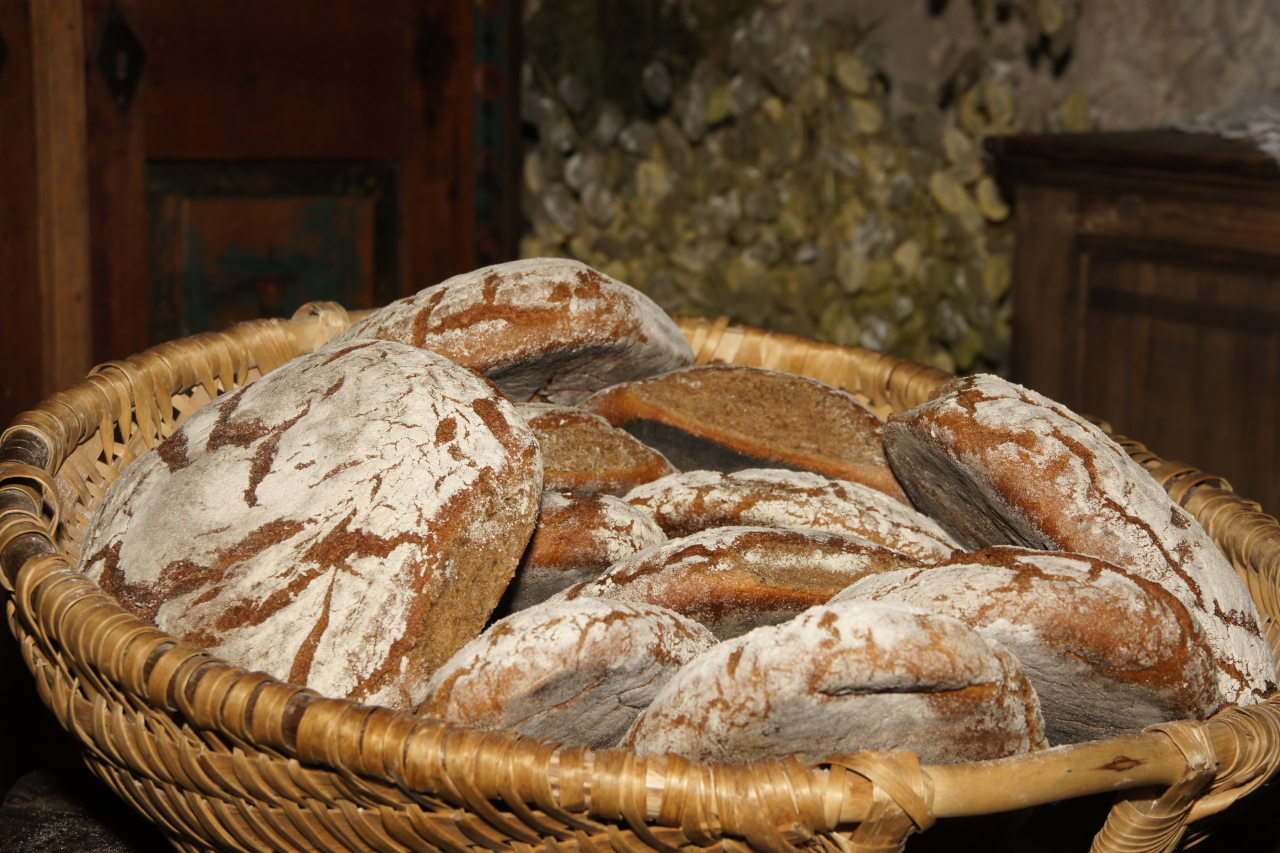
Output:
558 525 922 639
622 600 1047 764
884 374 1276 706
624 468 961 562
504 491 667 613
328 258 694 404
833 547 1220 744
419 598 716 748
78 339 543 712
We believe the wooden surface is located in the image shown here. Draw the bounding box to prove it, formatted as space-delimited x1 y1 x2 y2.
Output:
29 0 94 402
991 130 1280 516
0 1 45 431
83 0 150 374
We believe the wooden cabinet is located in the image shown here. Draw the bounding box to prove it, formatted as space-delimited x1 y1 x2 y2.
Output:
0 0 521 429
989 131 1280 515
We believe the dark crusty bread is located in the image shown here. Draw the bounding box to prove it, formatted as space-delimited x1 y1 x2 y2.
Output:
622 600 1047 764
419 598 716 748
580 365 908 502
883 373 1275 707
833 546 1220 744
516 403 676 496
558 525 921 639
624 468 960 562
78 339 543 712
503 491 666 613
327 258 694 404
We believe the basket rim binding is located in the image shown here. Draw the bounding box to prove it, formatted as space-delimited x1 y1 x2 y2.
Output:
1 301 1279 852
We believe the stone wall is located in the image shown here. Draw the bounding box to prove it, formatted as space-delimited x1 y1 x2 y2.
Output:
519 0 1277 374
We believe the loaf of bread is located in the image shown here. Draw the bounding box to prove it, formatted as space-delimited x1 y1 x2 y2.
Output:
624 468 960 562
516 403 676 496
328 258 695 404
559 525 921 639
883 373 1275 706
503 491 667 613
579 365 907 501
419 598 717 748
832 546 1220 744
622 600 1047 764
78 339 543 712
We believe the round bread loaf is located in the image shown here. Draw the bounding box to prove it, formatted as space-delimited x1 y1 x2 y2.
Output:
883 373 1276 706
624 468 960 562
578 365 907 502
504 491 667 612
832 546 1220 744
78 339 543 712
516 403 676 496
327 258 695 404
622 600 1047 764
559 525 922 639
419 598 717 748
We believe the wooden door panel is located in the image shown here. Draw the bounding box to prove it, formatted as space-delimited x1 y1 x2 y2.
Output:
147 162 397 342
141 0 406 160
1077 249 1280 512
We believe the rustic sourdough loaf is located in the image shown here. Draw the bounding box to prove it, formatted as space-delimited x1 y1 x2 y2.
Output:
579 365 907 501
419 598 716 748
624 468 960 562
622 600 1047 764
558 525 921 639
832 546 1220 744
503 491 667 613
883 373 1276 706
516 403 676 496
328 258 694 404
78 339 543 712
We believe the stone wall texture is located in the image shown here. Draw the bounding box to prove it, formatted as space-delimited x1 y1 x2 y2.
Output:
519 0 1276 374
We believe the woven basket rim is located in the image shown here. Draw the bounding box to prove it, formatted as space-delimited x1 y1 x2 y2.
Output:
3 303 1280 851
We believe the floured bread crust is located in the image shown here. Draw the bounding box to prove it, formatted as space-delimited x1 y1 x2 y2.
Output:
504 491 667 612
328 258 695 404
580 365 907 502
624 469 960 562
516 403 676 496
884 374 1275 706
419 598 717 748
833 547 1220 744
622 601 1047 764
559 525 921 639
78 339 543 712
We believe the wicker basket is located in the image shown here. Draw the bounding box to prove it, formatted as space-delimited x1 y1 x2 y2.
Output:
3 302 1280 853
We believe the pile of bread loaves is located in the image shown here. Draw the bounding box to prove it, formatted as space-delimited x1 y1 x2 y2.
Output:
78 258 1276 766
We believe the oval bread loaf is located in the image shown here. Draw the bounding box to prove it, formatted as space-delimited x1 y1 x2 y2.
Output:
419 598 717 748
504 491 667 612
622 600 1047 764
883 373 1276 706
625 468 960 562
832 546 1220 744
79 339 543 712
328 258 695 404
559 525 921 639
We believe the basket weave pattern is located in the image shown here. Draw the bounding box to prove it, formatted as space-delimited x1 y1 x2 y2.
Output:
3 303 1280 852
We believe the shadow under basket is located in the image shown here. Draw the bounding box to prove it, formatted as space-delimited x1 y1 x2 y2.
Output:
3 302 1280 853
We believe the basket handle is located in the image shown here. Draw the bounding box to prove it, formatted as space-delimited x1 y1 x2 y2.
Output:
1090 720 1216 853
